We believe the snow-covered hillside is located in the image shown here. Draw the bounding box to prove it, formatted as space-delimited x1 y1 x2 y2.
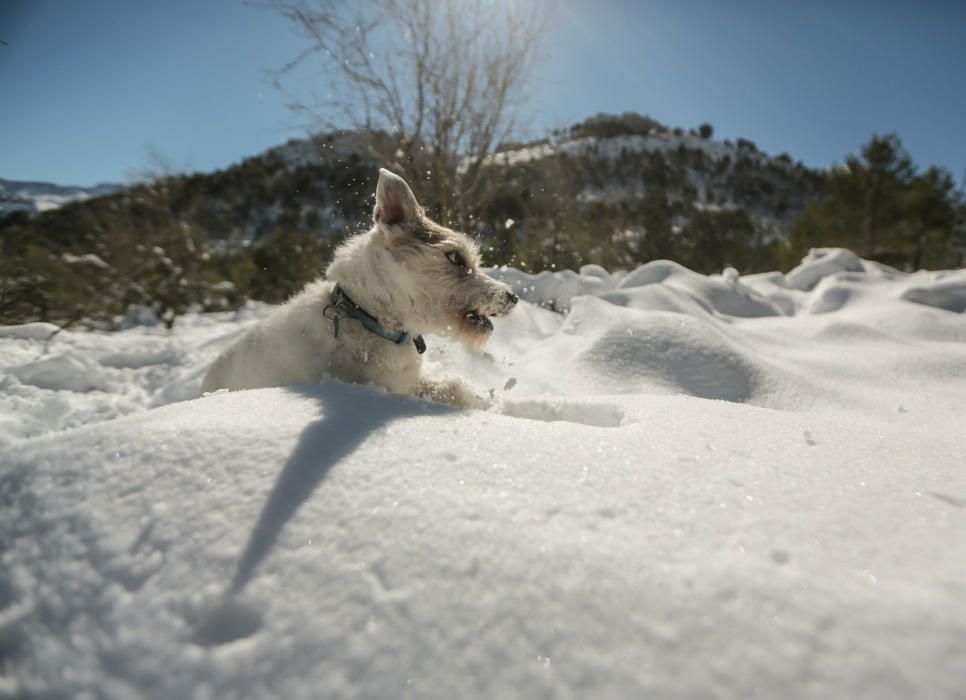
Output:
0 178 119 217
2 249 965 698
489 131 768 171
481 114 824 239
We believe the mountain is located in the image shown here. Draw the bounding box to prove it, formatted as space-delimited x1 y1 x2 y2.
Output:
0 178 120 217
497 113 826 234
5 112 957 329
478 113 829 272
0 117 826 257
138 116 830 254
0 115 833 328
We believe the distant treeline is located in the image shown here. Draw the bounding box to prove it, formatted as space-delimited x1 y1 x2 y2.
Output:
1 114 963 328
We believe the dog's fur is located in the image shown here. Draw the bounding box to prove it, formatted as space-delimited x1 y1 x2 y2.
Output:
201 168 517 408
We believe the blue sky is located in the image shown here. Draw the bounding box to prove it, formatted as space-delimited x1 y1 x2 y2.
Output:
2 0 964 187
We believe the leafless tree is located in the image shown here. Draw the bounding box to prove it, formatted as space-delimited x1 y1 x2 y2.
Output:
272 0 549 228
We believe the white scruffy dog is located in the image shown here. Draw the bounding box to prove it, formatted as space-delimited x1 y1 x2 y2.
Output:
202 168 518 408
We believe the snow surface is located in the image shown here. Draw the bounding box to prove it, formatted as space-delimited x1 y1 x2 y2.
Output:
2 249 965 698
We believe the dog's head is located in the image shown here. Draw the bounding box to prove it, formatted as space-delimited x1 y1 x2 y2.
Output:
368 168 517 348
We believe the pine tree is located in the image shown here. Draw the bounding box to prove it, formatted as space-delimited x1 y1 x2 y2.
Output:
790 134 959 269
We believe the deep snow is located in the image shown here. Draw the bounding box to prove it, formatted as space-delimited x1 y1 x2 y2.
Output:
1 249 965 699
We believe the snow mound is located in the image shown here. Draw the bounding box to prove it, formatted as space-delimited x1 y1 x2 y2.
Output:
2 249 966 698
900 270 966 313
618 259 782 317
490 259 780 318
0 323 60 340
560 297 766 402
785 247 901 291
488 264 623 311
8 353 114 393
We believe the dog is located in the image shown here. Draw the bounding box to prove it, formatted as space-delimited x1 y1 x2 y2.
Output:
201 168 518 408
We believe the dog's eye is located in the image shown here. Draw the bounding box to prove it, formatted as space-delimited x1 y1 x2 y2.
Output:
446 250 467 268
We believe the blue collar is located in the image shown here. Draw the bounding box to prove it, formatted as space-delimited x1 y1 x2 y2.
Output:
326 285 426 354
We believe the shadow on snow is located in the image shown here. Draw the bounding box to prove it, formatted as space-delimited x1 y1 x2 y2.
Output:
228 381 453 595
194 381 453 647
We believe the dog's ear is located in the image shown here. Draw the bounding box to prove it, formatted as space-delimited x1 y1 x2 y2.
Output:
374 168 420 225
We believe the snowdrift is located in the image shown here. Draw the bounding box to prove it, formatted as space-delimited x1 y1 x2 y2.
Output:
2 249 965 699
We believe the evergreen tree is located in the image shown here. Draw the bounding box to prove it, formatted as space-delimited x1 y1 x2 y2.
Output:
790 134 959 269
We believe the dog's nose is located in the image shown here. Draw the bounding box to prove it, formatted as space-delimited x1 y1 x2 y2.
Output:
505 291 519 307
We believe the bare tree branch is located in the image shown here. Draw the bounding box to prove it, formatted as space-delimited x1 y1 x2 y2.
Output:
271 0 548 227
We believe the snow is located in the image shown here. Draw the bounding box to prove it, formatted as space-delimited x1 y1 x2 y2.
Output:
0 178 119 217
484 132 778 172
2 249 965 698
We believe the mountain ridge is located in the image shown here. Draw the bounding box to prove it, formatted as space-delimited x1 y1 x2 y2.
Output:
0 177 120 217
